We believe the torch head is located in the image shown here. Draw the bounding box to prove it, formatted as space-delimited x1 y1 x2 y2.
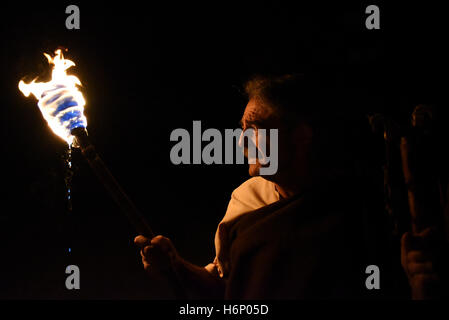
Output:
18 50 87 146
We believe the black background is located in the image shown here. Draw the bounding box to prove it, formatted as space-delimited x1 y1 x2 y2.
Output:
1 2 446 299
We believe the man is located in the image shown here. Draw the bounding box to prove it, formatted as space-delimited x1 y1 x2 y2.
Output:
135 74 443 299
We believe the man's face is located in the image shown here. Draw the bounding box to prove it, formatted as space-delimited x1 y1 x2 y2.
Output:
240 98 278 177
240 97 312 182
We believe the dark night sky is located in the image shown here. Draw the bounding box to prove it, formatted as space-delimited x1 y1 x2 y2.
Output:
1 2 447 299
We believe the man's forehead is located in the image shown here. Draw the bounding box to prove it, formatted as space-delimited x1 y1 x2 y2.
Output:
242 98 272 123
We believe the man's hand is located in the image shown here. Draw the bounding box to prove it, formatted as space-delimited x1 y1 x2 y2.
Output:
134 235 181 274
135 234 225 299
401 227 441 299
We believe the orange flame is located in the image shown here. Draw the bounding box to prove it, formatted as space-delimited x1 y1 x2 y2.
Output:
18 49 87 145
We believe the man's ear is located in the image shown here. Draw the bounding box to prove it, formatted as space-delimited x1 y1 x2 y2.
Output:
292 122 313 146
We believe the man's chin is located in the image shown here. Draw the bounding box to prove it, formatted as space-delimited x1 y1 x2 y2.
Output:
249 163 280 184
248 163 261 177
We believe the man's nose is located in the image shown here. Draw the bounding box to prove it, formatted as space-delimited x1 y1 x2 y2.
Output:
239 132 248 158
238 130 245 148
238 130 252 156
239 129 260 163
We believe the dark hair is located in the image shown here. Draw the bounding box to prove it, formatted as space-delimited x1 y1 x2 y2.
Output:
244 73 342 127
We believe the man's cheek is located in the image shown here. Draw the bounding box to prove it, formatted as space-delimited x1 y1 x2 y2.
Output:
259 129 278 176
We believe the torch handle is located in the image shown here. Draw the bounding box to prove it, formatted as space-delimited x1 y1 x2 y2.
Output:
400 137 423 234
72 128 154 239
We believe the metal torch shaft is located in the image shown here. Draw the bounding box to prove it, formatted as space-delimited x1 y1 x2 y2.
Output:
71 127 154 239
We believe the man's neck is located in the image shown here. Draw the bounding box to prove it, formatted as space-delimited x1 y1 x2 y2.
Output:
274 182 303 199
273 168 333 200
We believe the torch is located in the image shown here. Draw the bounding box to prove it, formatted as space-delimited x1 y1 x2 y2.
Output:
18 49 154 239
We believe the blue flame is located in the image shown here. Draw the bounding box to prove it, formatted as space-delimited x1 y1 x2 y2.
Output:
52 99 79 116
37 85 87 144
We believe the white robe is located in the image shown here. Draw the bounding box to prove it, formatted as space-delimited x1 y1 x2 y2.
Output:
205 176 280 277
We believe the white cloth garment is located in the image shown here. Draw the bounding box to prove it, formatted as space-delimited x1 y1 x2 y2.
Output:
205 176 280 277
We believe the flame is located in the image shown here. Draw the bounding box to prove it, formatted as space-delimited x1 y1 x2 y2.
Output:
18 49 87 145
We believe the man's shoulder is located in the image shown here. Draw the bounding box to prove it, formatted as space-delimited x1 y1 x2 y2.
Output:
231 176 279 207
232 176 271 195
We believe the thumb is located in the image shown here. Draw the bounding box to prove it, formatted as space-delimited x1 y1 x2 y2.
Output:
134 235 151 248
